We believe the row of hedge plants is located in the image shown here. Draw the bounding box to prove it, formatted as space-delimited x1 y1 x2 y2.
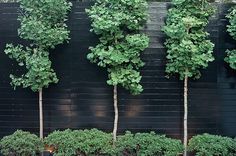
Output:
1 129 236 156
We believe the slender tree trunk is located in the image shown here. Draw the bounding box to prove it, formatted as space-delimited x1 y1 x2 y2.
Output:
113 85 118 144
39 89 43 139
184 75 188 156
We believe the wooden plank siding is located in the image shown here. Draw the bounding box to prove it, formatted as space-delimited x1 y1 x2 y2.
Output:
0 2 235 140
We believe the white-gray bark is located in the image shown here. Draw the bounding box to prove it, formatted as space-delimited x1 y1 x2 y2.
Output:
39 89 43 139
184 76 188 156
113 85 118 144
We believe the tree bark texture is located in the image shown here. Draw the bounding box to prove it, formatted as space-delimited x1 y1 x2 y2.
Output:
39 89 43 139
113 85 118 144
184 76 188 156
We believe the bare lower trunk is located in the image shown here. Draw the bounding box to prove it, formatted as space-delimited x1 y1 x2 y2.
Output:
39 89 43 139
113 85 118 144
184 76 188 156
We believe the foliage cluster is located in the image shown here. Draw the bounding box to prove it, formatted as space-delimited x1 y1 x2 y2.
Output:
116 131 183 156
0 0 233 3
44 129 114 156
225 6 236 69
86 0 149 95
188 133 236 156
4 0 71 92
0 130 44 156
44 129 183 156
2 130 236 156
163 0 215 80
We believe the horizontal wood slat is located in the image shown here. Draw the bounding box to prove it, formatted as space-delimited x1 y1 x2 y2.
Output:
0 2 235 139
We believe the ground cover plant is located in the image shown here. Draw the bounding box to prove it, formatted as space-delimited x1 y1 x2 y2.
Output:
44 129 115 156
0 130 44 156
4 0 72 139
86 0 149 143
163 0 215 155
116 131 183 156
45 129 183 156
3 130 236 156
188 133 236 156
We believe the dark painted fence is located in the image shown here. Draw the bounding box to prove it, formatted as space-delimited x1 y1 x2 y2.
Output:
0 2 235 140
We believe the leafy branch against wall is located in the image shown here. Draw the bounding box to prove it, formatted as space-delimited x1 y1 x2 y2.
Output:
225 7 236 69
163 0 215 80
86 0 149 95
4 0 72 91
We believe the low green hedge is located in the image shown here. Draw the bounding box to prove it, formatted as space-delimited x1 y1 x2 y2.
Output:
44 129 183 156
1 130 236 156
44 129 114 156
188 133 236 156
0 130 44 156
0 129 183 156
116 131 183 156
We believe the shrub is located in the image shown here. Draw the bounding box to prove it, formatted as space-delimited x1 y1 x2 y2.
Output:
188 133 236 156
116 131 183 156
44 129 114 156
45 129 183 156
72 129 114 155
0 130 44 156
43 129 77 156
115 131 136 155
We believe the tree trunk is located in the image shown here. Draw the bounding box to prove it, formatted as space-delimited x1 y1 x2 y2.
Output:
113 85 118 144
39 89 43 139
183 76 188 156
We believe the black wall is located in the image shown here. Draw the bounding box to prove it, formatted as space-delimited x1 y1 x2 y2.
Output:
0 2 236 140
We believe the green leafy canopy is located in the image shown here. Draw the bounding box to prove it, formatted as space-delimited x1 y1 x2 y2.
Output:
163 0 215 80
4 0 72 92
225 7 236 70
86 0 149 95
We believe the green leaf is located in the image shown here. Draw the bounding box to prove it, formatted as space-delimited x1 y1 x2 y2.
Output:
5 0 71 92
163 0 215 80
86 0 149 95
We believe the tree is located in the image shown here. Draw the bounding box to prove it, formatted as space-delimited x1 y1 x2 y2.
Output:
163 0 215 155
225 6 236 69
86 0 149 143
4 0 72 139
